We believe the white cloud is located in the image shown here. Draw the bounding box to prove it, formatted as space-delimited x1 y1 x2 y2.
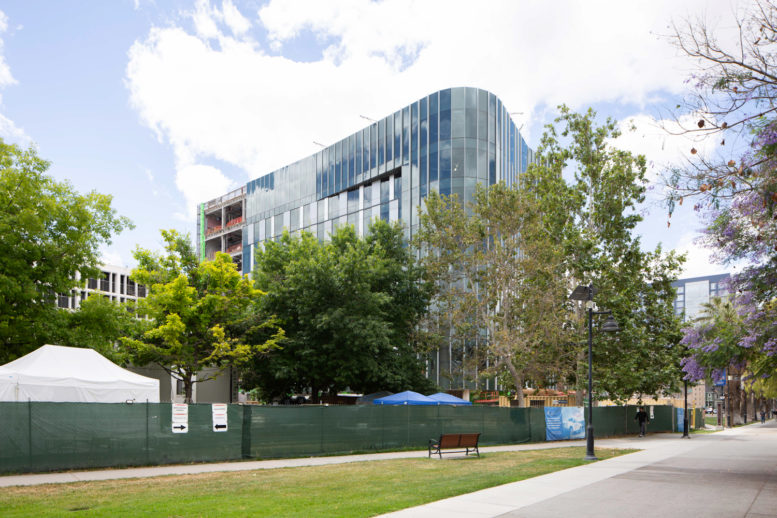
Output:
174 163 236 219
0 9 27 143
674 231 731 278
126 0 737 222
612 112 721 184
99 248 126 268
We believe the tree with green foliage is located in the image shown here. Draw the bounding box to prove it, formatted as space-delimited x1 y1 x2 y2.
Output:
0 139 132 363
248 220 433 403
525 107 685 403
416 183 570 405
120 230 283 403
49 295 147 363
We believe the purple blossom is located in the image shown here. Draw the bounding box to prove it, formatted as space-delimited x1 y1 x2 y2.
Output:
681 356 705 381
764 338 777 357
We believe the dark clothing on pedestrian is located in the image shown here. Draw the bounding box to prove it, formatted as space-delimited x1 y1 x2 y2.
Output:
635 409 648 437
761 411 766 424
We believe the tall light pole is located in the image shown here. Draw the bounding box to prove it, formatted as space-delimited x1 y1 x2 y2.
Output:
570 284 619 461
682 379 690 438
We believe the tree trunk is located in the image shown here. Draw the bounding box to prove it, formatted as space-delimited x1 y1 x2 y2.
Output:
575 350 585 407
504 359 524 407
184 376 194 404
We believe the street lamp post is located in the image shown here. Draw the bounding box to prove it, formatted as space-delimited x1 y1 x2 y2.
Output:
682 379 690 438
570 284 619 461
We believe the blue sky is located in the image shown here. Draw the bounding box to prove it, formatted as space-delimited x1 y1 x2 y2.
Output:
0 0 742 275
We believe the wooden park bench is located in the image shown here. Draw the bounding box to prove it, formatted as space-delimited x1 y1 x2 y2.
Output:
428 433 480 458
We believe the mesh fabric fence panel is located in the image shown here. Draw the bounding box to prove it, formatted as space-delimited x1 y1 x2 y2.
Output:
591 406 626 437
249 406 324 458
29 402 147 472
0 402 33 473
320 405 379 453
650 406 673 431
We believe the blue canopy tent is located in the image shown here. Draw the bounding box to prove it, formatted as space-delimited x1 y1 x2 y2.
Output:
373 390 439 405
428 392 472 405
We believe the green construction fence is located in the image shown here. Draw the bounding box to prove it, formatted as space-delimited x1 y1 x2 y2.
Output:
0 402 677 475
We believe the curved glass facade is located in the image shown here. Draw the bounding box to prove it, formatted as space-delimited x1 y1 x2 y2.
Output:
240 87 533 273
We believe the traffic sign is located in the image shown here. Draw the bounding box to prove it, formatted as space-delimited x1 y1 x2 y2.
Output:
172 403 188 434
212 403 228 432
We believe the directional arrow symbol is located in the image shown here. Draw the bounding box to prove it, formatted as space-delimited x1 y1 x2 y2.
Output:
173 425 187 430
214 424 227 430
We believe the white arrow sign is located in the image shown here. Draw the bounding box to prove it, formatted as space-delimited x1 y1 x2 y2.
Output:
212 403 228 432
172 403 188 433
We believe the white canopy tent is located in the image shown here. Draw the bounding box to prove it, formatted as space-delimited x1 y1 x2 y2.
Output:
0 344 159 403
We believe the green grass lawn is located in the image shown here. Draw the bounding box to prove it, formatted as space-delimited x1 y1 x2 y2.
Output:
1 447 634 517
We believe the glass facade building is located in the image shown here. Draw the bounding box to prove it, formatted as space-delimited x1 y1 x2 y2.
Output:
672 273 730 322
237 87 533 273
200 87 533 390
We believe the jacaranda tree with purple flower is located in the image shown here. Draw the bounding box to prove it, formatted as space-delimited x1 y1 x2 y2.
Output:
667 1 777 395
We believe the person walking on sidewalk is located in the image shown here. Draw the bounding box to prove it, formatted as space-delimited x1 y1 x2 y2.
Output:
761 410 766 424
635 407 649 437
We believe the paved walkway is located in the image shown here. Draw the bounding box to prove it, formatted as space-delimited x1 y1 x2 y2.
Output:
380 421 777 518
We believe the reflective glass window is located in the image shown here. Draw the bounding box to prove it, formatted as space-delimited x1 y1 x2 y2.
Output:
363 211 372 236
465 108 477 138
378 119 385 166
336 141 342 193
452 87 465 109
356 130 362 176
380 202 389 223
411 102 418 165
329 195 339 219
258 219 265 241
440 109 451 141
452 109 465 138
394 175 401 199
429 147 438 184
402 106 410 165
318 198 326 222
452 140 465 178
386 114 393 163
439 140 451 195
349 135 355 186
465 139 477 178
274 214 284 236
348 211 359 231
348 189 359 213
370 123 377 170
364 182 372 207
316 153 322 198
362 128 369 173
265 218 272 240
394 111 401 164
290 208 300 231
339 191 347 217
328 147 335 197
372 182 380 206
685 281 710 319
381 178 390 204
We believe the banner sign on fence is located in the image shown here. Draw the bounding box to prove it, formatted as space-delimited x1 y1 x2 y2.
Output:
676 407 685 432
544 406 585 441
212 403 228 432
172 403 188 433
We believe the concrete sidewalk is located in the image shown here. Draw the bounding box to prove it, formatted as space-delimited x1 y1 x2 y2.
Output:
380 422 777 518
